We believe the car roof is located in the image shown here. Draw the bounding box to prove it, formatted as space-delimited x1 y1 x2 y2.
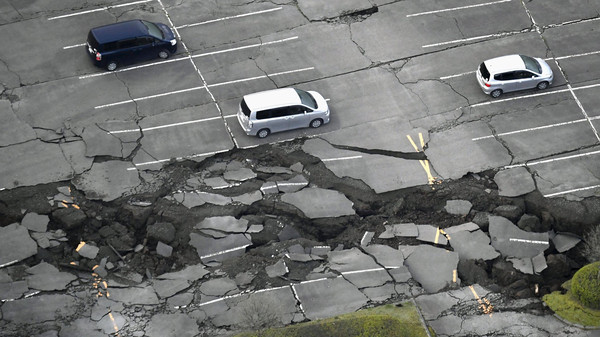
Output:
243 88 301 111
90 20 148 44
484 54 526 74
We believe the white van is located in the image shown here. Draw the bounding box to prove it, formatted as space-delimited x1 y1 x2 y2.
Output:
237 88 330 138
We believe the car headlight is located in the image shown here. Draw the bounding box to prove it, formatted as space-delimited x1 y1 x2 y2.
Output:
170 39 177 46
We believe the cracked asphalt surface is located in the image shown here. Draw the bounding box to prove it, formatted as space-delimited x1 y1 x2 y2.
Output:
1 0 600 336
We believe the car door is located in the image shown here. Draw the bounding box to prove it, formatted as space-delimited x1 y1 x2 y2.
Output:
115 38 138 66
255 108 288 134
494 71 520 93
514 70 538 90
286 106 310 130
133 36 156 63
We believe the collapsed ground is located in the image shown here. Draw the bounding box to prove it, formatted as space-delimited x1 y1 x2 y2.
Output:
1 138 599 333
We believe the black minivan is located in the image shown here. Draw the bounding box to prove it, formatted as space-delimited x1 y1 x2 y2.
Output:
86 20 177 71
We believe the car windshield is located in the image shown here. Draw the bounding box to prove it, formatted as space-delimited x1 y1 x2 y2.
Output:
142 20 164 39
295 89 317 109
479 62 490 81
520 55 541 74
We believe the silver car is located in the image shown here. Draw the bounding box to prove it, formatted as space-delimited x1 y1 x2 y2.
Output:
237 88 330 138
476 54 553 98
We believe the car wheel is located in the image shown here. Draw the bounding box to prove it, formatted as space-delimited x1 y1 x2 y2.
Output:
257 128 270 139
491 89 502 98
537 81 549 90
107 61 117 71
158 50 169 59
310 118 323 128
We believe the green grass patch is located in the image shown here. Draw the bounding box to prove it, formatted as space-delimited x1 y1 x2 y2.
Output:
235 302 430 337
543 291 600 327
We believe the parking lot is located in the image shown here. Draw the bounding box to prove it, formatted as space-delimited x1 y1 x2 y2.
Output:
1 0 599 196
2 1 600 336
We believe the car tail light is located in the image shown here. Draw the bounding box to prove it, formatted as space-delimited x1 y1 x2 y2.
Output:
484 82 491 87
95 52 102 61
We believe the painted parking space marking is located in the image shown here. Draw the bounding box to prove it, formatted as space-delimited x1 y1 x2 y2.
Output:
469 285 494 317
205 67 314 88
407 0 511 17
544 184 600 197
504 149 600 169
127 148 230 170
423 29 530 48
108 116 222 134
77 36 298 79
47 0 152 20
94 85 206 109
63 43 86 50
440 70 476 80
200 244 252 260
94 67 313 109
175 7 282 29
322 156 363 162
407 133 440 186
472 117 600 141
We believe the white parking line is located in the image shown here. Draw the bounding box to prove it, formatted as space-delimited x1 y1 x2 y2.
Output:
108 116 222 134
407 0 511 17
544 184 600 197
77 36 298 79
423 29 530 48
440 70 476 80
47 0 152 20
63 43 86 50
505 149 600 169
127 148 231 170
206 67 314 88
94 67 313 109
200 244 251 260
471 117 600 141
175 7 282 29
469 87 572 108
94 85 206 109
322 155 363 162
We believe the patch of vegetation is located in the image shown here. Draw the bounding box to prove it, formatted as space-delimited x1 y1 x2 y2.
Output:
235 302 430 337
543 262 600 327
571 261 600 309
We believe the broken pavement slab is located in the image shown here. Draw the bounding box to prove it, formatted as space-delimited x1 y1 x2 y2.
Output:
444 199 473 216
280 187 355 218
0 140 92 190
302 138 431 193
72 161 141 202
1 294 78 324
494 167 536 197
21 212 49 232
488 216 549 258
195 216 249 233
25 261 77 291
0 223 37 266
293 276 369 320
425 121 512 180
379 223 418 238
550 232 581 253
145 313 199 337
189 233 252 262
449 230 500 261
80 121 140 158
417 225 448 245
404 245 460 293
